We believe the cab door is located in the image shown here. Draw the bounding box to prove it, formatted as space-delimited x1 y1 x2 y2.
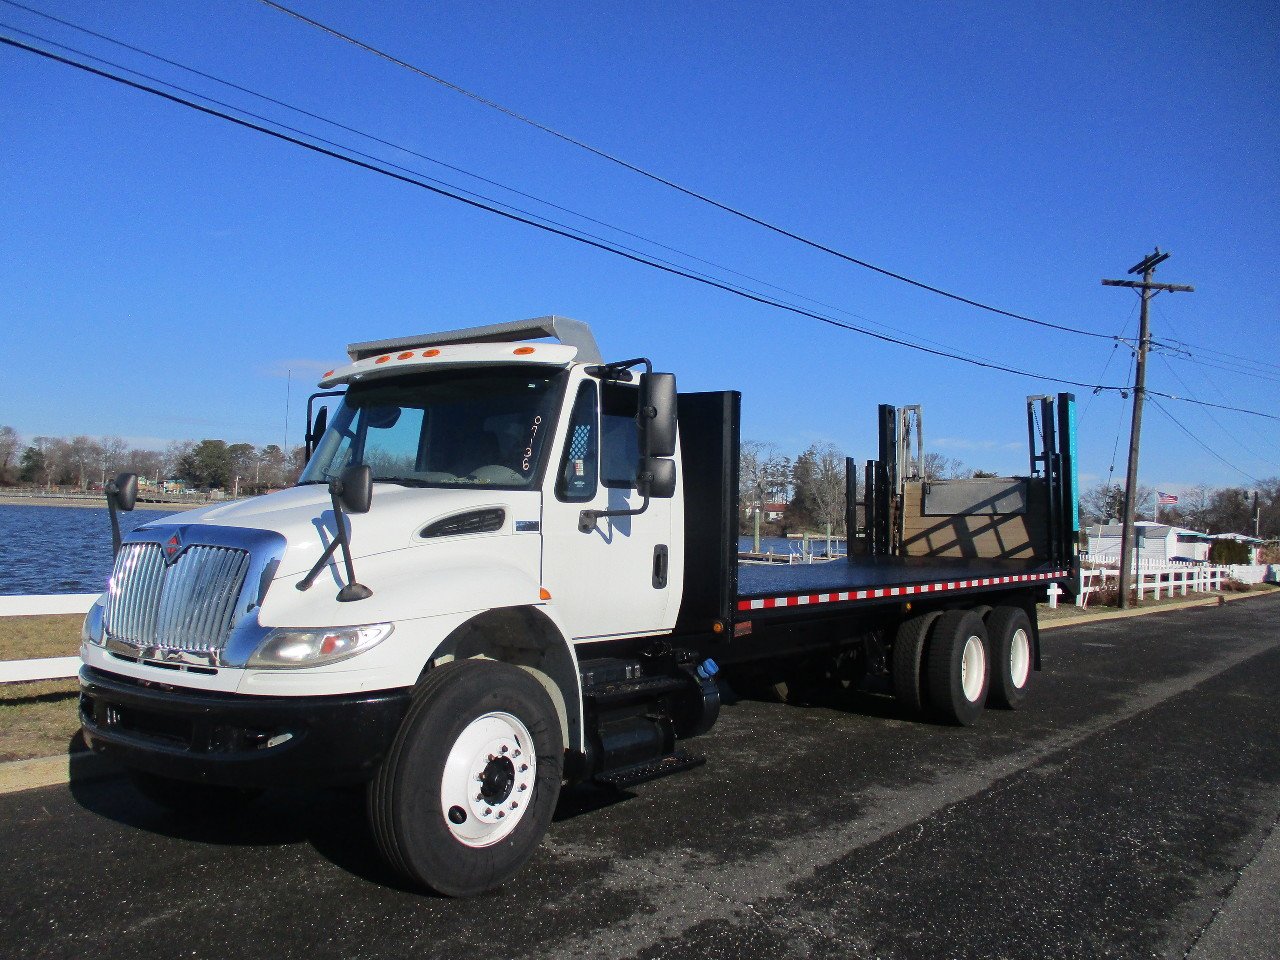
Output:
539 376 679 641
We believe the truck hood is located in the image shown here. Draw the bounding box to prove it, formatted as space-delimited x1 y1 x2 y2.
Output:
138 483 541 579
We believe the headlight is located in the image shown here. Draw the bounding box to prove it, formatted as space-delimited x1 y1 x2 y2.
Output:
247 623 394 668
82 595 106 646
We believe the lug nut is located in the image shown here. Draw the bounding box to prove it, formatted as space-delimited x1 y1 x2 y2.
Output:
519 783 528 792
519 764 528 772
484 807 492 816
500 745 508 754
513 749 521 758
511 801 519 810
497 811 505 819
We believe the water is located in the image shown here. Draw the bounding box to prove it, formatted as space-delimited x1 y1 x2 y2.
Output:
0 504 159 596
0 506 844 596
738 536 844 557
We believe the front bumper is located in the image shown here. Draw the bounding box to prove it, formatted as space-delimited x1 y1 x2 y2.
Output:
79 666 412 788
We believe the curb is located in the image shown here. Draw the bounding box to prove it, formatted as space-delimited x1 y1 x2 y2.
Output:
1041 588 1276 631
0 751 119 796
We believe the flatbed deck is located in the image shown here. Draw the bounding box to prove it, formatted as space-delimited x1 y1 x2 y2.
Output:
736 555 1069 615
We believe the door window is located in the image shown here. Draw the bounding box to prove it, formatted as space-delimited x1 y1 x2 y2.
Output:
556 381 598 502
601 382 640 489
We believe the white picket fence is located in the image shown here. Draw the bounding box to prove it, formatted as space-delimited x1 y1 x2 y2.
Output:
0 594 96 684
1077 564 1234 608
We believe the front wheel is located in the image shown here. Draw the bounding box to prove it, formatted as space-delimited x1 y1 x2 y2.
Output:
368 659 563 896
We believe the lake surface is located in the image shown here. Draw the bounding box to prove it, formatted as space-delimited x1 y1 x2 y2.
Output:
0 504 161 596
0 505 846 596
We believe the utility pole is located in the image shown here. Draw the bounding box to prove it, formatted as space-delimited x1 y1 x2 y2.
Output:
1103 248 1194 607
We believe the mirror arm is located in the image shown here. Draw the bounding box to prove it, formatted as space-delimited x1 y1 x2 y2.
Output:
579 494 651 534
585 357 650 381
105 482 123 558
296 485 373 600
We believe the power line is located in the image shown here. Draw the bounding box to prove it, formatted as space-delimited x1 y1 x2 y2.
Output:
5 29 1280 423
253 0 1120 343
1149 398 1263 486
1155 352 1280 471
1 30 1121 392
0 3 1029 370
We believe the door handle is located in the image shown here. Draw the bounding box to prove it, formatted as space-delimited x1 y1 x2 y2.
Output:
652 544 669 589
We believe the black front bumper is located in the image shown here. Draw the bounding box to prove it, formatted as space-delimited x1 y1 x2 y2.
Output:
79 666 412 789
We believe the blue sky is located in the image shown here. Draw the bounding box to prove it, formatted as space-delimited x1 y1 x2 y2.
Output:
2 0 1277 492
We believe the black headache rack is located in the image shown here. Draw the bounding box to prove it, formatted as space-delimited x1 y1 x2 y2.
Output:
672 392 1078 636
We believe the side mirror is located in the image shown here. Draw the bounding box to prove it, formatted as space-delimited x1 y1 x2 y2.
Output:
109 473 138 512
331 464 373 514
638 372 677 458
638 457 676 499
306 406 329 458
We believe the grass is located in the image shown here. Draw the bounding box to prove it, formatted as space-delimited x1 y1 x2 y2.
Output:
0 680 82 763
1039 581 1279 622
0 614 83 660
1 615 84 762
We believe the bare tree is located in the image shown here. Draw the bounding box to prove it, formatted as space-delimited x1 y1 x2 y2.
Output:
0 426 19 484
921 452 974 481
97 436 129 486
809 443 847 550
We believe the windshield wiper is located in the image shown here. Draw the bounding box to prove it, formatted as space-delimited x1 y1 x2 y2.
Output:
380 477 435 487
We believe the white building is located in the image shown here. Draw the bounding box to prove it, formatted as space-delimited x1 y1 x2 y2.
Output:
1086 521 1212 564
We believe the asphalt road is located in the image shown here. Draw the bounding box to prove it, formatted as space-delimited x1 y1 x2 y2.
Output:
3 596 1278 960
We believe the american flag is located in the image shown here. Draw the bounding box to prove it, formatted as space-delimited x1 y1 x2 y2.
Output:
1157 491 1178 505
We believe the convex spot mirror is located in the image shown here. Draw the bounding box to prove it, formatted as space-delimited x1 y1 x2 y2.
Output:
109 473 138 512
638 457 676 499
331 464 373 514
638 372 677 458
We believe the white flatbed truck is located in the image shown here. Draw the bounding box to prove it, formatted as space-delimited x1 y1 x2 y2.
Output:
79 317 1079 895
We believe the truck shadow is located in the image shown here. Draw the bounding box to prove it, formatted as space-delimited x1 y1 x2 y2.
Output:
719 674 909 721
67 745 634 891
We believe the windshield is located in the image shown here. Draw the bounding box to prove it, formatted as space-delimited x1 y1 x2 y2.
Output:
299 366 568 489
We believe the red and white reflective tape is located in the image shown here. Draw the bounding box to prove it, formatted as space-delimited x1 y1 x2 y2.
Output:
736 570 1068 613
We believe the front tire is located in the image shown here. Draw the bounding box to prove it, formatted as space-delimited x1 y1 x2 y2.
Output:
926 609 990 726
985 606 1034 709
368 659 563 896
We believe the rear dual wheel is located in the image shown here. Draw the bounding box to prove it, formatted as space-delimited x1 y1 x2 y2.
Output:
985 606 1034 710
926 609 991 726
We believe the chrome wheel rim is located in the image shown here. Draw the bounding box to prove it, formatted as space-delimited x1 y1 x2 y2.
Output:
440 711 536 848
961 635 986 702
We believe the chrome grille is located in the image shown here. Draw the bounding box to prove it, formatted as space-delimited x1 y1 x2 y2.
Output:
105 543 251 653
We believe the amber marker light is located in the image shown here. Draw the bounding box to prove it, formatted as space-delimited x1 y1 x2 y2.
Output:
374 355 391 364
323 370 334 378
397 351 414 360
421 349 441 357
539 587 552 600
513 346 536 355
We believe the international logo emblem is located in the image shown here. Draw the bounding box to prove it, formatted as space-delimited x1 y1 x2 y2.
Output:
162 530 185 565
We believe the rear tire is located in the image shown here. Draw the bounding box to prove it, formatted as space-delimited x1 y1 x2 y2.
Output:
985 606 1034 709
368 659 563 896
892 611 942 715
926 609 990 726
